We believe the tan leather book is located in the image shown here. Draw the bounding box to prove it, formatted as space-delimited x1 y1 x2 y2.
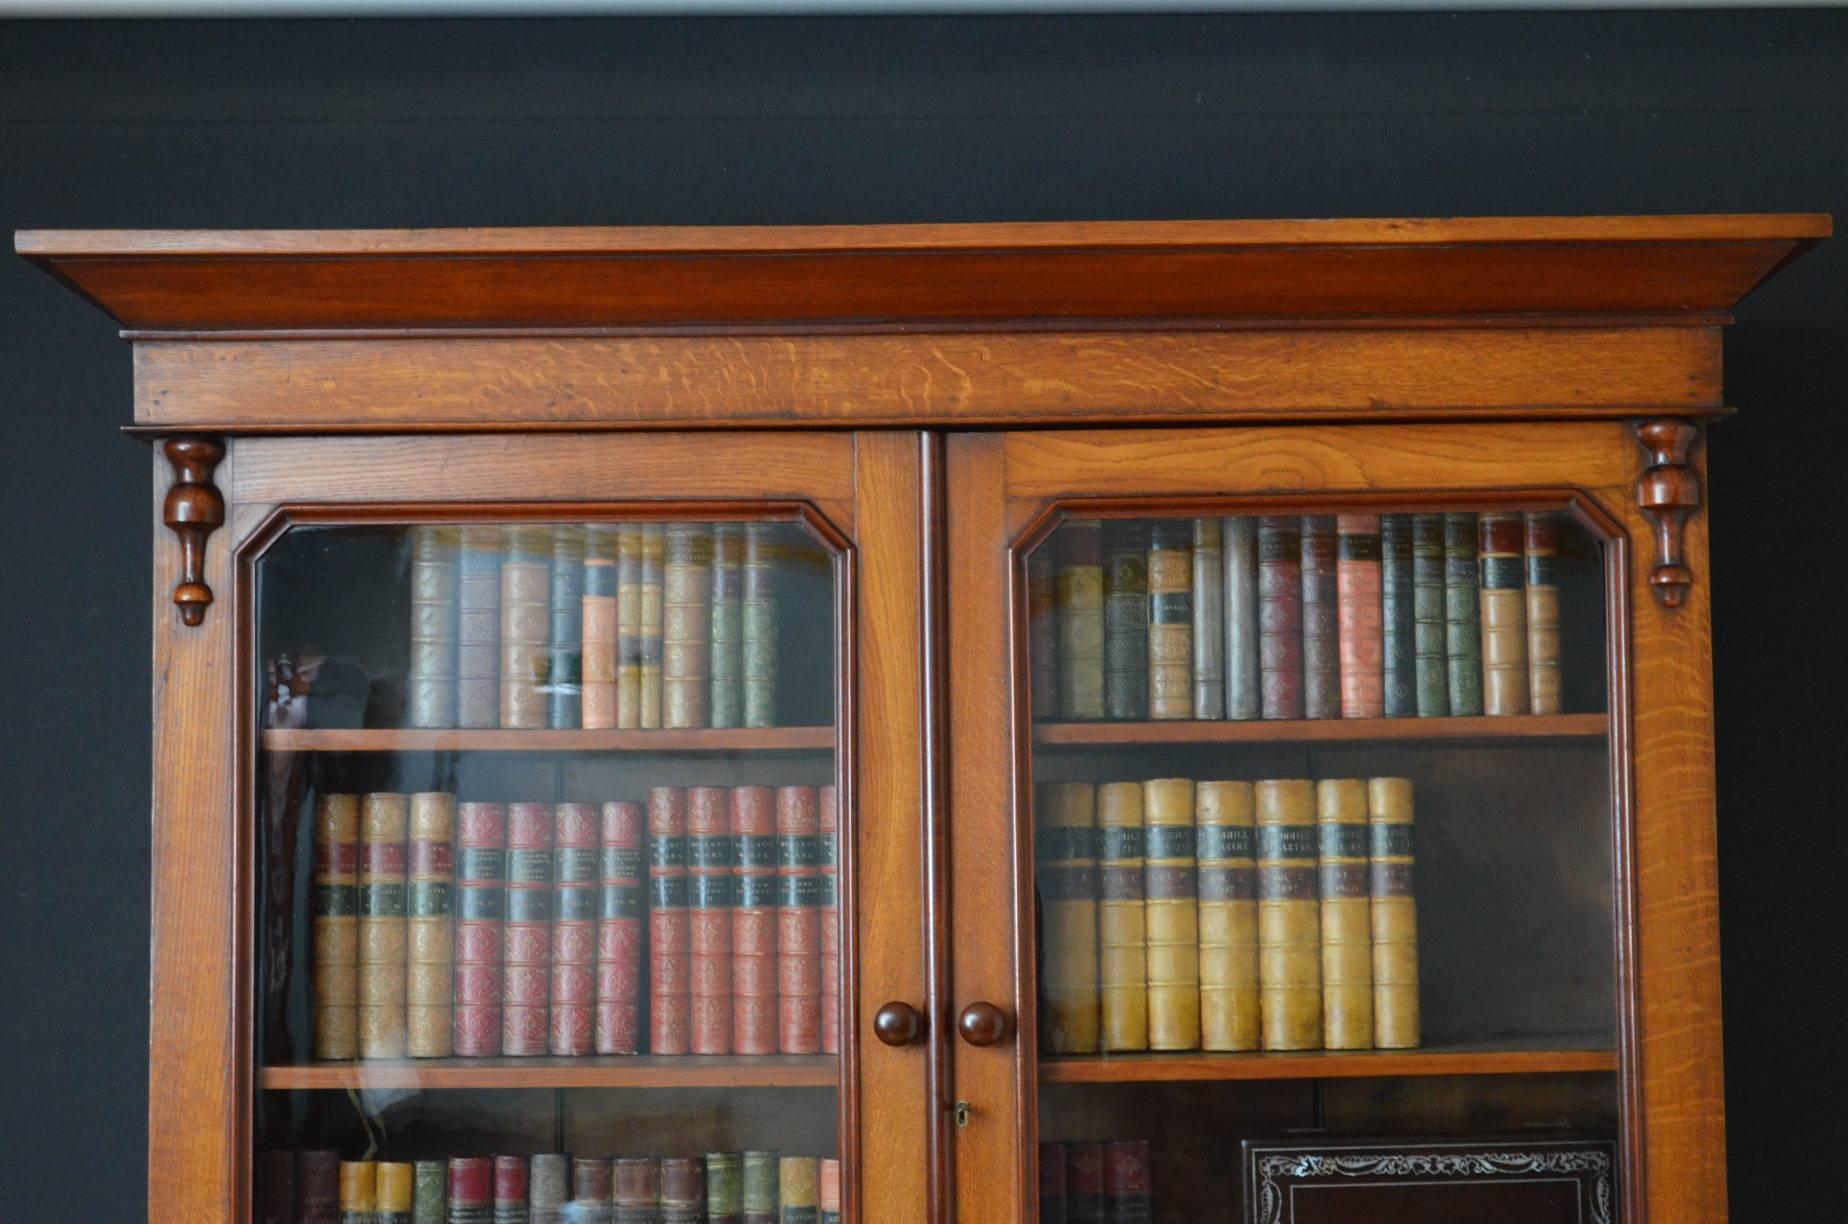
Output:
615 523 644 729
1143 778 1200 1049
1097 781 1149 1051
407 525 459 729
1316 779 1374 1050
1196 780 1258 1051
456 525 503 729
1524 512 1563 715
581 524 618 730
1037 781 1101 1054
1256 779 1321 1051
498 526 551 730
358 792 409 1059
1369 777 1420 1049
1478 512 1529 715
311 792 360 1060
1055 520 1106 721
405 791 455 1057
664 522 714 729
741 522 781 728
377 1162 413 1224
1146 522 1194 721
639 523 666 729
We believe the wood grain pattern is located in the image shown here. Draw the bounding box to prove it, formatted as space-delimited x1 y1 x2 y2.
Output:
1035 712 1606 746
259 726 833 752
1040 1045 1618 1084
259 1055 837 1091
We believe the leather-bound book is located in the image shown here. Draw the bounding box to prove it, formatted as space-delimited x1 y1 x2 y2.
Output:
300 1151 343 1224
1478 511 1529 715
742 522 780 728
447 1157 494 1224
1300 515 1339 720
1196 780 1259 1052
615 524 644 729
1028 546 1060 717
1102 520 1150 721
500 526 552 730
777 1157 819 1224
1316 779 1374 1050
659 1158 704 1224
776 785 824 1054
1223 517 1261 720
1037 781 1100 1055
647 786 692 1054
340 1161 378 1224
1525 512 1563 715
1097 781 1149 1052
664 522 714 729
1257 517 1304 720
259 1150 295 1224
741 1152 778 1224
614 1158 661 1224
1379 515 1416 718
597 800 645 1055
406 791 456 1058
581 524 619 731
1146 521 1193 721
1335 514 1385 719
819 784 841 1055
548 526 586 729
1256 779 1321 1051
502 801 555 1057
1103 1141 1152 1224
688 786 737 1055
710 522 746 728
550 803 599 1057
1143 777 1199 1051
529 1156 569 1224
639 523 667 729
1443 512 1484 716
457 525 503 728
571 1160 613 1224
1368 777 1420 1049
493 1156 529 1224
312 793 360 1060
818 1159 841 1224
454 801 507 1057
1055 519 1106 721
413 1161 447 1224
1411 514 1450 717
1039 1143 1068 1224
731 786 780 1055
359 792 409 1059
379 1163 414 1224
1066 1143 1107 1224
1191 518 1225 720
408 525 460 729
706 1152 743 1224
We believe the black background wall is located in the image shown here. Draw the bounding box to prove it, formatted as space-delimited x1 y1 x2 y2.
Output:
1 13 1843 1221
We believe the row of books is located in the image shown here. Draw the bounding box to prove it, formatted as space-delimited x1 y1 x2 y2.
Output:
1031 511 1564 722
405 522 788 731
311 785 839 1060
1037 1140 1154 1224
260 1150 839 1224
1037 776 1417 1054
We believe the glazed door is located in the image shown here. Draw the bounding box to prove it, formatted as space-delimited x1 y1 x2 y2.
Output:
944 424 1719 1224
150 430 932 1224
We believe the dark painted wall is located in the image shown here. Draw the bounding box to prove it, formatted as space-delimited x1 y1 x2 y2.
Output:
2 13 1842 1221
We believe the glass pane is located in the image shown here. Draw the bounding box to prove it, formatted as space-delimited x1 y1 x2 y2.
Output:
254 519 843 1224
1026 508 1616 1223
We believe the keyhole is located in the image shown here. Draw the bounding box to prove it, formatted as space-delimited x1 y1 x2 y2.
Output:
953 1100 971 1128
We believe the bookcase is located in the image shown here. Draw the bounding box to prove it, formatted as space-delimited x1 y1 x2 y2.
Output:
18 214 1828 1224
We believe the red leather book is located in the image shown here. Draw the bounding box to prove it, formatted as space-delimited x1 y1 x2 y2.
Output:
502 801 554 1057
1257 517 1304 720
1066 1142 1107 1224
776 785 823 1054
572 1159 613 1212
1300 515 1340 720
1103 1141 1152 1224
659 1157 705 1224
648 786 692 1054
454 802 506 1057
819 1159 841 1224
493 1156 528 1224
447 1157 493 1224
550 802 599 1056
297 1150 341 1224
614 1157 661 1224
596 800 645 1055
688 785 736 1054
818 783 840 1055
1039 1143 1069 1224
730 785 780 1055
1335 514 1385 719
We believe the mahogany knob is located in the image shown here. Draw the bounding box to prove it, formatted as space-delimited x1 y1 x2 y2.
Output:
956 1002 1010 1047
873 1001 924 1047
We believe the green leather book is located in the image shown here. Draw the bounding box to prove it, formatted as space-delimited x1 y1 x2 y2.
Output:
710 522 746 728
1444 512 1483 716
1102 520 1149 721
1411 514 1449 717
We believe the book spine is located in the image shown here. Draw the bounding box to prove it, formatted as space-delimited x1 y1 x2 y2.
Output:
1369 777 1421 1049
406 791 456 1058
379 1163 414 1224
614 1158 661 1224
1316 779 1374 1050
299 1151 342 1224
1300 515 1339 720
660 1158 704 1224
582 525 619 730
778 1157 819 1224
550 803 599 1057
571 1160 613 1219
1380 515 1416 718
454 802 507 1057
731 786 780 1055
413 1161 447 1224
1054 519 1106 721
446 1157 493 1224
1411 514 1450 717
742 522 780 728
493 1156 529 1224
457 525 503 729
648 787 692 1054
500 526 551 730
1028 546 1060 718
1256 779 1321 1051
1066 1143 1106 1224
259 1151 295 1224
1038 1143 1069 1224
819 784 841 1055
1097 781 1149 1052
408 525 460 729
1103 1141 1152 1224
664 522 714 729
359 792 409 1059
1525 512 1563 715
529 1157 568 1224
1102 520 1150 721
1196 780 1258 1052
1479 511 1530 715
1191 518 1225 719
312 793 360 1060
1223 517 1261 720
1037 781 1100 1054
711 522 746 729
597 800 644 1054
818 1159 841 1224
1444 512 1484 716
777 785 823 1054
502 802 554 1057
1143 777 1199 1050
1335 515 1385 719
1146 521 1193 721
706 1153 743 1224
639 523 666 729
616 524 644 729
1257 517 1304 720
688 786 737 1055
741 1152 778 1224
548 526 586 729
341 1161 378 1224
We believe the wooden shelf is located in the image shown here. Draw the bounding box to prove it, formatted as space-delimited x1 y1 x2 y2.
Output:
1040 1042 1617 1084
260 726 835 753
1034 713 1607 748
261 1055 838 1091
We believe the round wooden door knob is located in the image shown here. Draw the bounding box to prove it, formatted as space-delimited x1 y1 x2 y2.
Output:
956 1002 1010 1047
873 1001 924 1047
